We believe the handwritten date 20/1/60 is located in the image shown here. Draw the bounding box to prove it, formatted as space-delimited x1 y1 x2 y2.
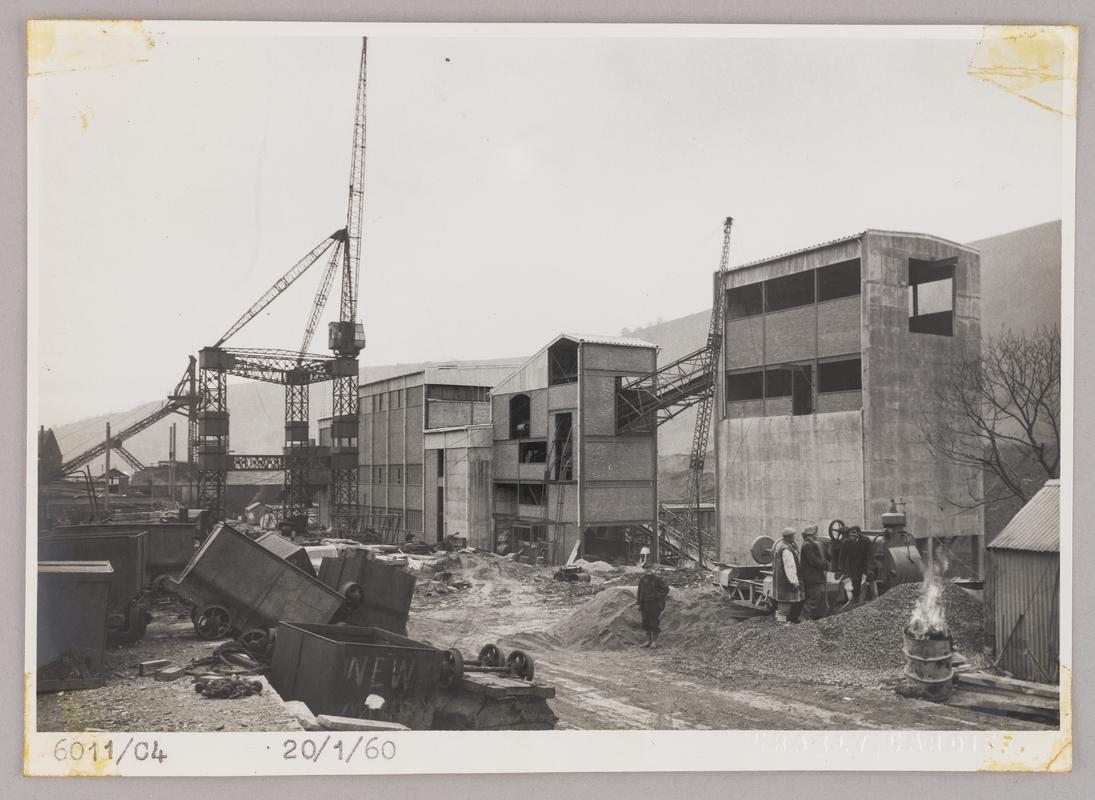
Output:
283 736 396 764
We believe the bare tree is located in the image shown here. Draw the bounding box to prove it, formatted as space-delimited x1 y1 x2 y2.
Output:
917 326 1060 508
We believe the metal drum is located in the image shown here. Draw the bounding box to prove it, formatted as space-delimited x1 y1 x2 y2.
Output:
318 549 416 635
38 531 151 641
164 523 355 641
271 622 442 730
37 561 113 691
902 627 955 701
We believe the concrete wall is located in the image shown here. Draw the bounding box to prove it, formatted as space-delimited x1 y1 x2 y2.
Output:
716 410 864 563
423 426 494 549
360 373 425 535
861 231 983 539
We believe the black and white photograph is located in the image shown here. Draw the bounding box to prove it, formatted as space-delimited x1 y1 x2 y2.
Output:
24 20 1075 774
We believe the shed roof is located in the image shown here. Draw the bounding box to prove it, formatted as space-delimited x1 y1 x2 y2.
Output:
554 332 658 349
987 480 1060 553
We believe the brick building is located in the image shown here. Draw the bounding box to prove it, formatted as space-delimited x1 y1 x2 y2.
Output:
714 230 983 565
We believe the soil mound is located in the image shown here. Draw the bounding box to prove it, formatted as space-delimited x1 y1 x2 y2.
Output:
674 580 985 687
549 585 742 650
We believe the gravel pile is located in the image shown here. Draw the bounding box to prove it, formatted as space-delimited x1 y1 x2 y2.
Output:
603 568 715 590
667 581 985 688
549 585 743 650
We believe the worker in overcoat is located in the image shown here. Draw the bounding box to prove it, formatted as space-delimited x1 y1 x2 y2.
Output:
771 527 804 624
636 561 670 648
798 525 829 620
837 525 875 603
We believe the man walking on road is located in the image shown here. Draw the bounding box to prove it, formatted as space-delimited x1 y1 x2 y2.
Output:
771 526 803 624
798 525 828 620
636 561 670 648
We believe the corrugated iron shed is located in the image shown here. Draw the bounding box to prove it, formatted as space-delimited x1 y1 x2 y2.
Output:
987 480 1060 553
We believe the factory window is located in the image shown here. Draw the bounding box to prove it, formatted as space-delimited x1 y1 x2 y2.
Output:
552 413 574 481
509 394 531 439
726 369 764 402
390 389 402 409
548 338 579 385
519 484 546 505
391 465 403 485
817 259 861 301
727 283 764 320
404 509 423 533
405 386 424 407
437 450 445 478
765 271 816 312
371 465 385 484
372 393 385 412
908 258 955 336
818 357 862 393
427 385 491 402
764 368 792 398
791 365 814 415
519 441 548 464
405 464 423 486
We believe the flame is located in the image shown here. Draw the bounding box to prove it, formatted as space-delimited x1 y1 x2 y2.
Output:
907 552 950 638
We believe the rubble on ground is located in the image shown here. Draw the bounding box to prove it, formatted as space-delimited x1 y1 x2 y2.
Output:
665 581 986 688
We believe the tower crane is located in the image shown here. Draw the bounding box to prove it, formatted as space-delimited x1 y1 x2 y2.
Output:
193 39 368 535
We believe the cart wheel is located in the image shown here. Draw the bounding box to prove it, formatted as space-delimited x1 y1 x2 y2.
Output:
238 628 271 656
193 605 232 640
829 519 847 542
341 581 364 608
439 648 465 690
506 649 535 681
478 643 504 668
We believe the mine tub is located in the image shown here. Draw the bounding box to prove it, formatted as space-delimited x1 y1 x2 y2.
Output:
37 531 151 642
255 531 316 576
318 548 416 635
56 522 198 579
164 523 355 642
271 622 442 730
36 561 113 691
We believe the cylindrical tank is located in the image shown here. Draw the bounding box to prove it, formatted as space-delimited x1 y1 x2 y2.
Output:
902 627 955 701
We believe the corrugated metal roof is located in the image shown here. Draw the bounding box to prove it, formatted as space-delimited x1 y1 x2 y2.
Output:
557 332 657 349
987 480 1060 553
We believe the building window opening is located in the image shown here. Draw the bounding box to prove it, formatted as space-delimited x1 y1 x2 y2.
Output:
764 368 792 398
391 465 403 485
552 413 574 481
509 394 531 438
765 270 815 313
519 484 546 505
726 369 764 402
792 366 814 415
436 449 445 478
817 259 861 301
727 282 764 320
818 357 862 393
908 258 955 336
548 339 579 385
519 440 548 463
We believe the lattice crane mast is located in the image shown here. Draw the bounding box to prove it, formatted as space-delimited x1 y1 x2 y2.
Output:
194 39 368 534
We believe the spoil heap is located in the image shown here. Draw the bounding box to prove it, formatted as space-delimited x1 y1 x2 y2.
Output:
548 585 743 650
669 581 984 688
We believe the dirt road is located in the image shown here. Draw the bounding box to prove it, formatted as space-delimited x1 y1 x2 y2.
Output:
409 561 1049 732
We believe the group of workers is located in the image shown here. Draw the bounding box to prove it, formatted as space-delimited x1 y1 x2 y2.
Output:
771 523 878 624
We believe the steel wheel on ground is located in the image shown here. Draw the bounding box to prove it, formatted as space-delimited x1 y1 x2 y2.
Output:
193 605 232 640
506 649 535 681
238 627 272 656
478 643 505 667
439 648 464 690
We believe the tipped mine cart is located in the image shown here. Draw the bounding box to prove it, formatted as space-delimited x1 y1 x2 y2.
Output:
163 523 363 647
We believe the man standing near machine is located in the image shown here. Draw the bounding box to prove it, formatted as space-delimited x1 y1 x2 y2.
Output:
798 525 829 620
837 525 876 604
771 527 803 624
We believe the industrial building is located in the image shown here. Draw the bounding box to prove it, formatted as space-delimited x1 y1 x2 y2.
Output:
985 479 1061 683
489 333 659 565
714 230 983 564
358 364 515 542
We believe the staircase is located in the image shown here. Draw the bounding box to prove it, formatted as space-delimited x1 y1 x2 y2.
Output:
651 503 718 570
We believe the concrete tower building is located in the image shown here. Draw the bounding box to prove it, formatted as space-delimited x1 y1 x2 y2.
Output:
714 230 983 565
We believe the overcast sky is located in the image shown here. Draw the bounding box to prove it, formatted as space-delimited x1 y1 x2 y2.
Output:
30 25 1067 425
